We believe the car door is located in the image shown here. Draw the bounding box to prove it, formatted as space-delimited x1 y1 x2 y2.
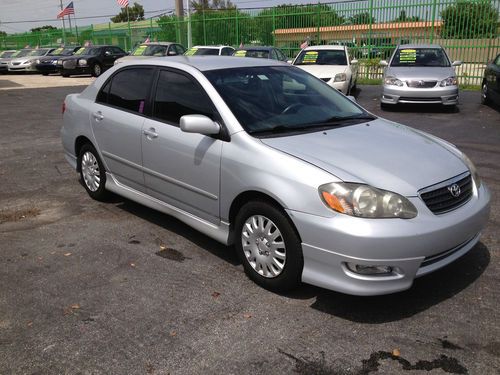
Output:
141 69 223 224
91 66 155 192
492 54 500 98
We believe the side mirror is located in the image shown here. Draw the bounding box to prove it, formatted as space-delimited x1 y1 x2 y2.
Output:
347 95 357 103
287 59 293 64
379 60 388 66
180 115 220 135
452 60 462 66
351 59 358 64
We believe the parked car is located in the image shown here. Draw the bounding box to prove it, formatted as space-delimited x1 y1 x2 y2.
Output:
232 46 288 62
292 45 358 95
380 44 461 108
57 45 127 77
114 42 186 65
8 48 55 72
481 52 500 107
61 57 490 296
0 50 17 73
36 46 81 75
185 45 235 56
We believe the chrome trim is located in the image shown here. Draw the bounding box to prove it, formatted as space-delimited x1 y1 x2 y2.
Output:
418 171 470 195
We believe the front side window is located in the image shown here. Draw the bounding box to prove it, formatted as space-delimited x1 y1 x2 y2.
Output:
221 47 234 56
294 49 347 66
106 68 154 114
390 48 450 67
204 66 370 135
153 70 214 125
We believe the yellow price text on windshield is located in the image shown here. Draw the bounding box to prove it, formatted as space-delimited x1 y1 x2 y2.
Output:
74 48 85 55
399 49 416 63
132 45 147 56
303 51 318 63
235 50 247 57
185 48 198 56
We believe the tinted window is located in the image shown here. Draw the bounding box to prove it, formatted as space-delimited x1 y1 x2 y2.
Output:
107 68 154 114
153 70 214 125
221 48 234 56
270 49 278 60
174 44 186 55
390 48 450 67
294 49 347 65
112 47 125 55
277 49 287 61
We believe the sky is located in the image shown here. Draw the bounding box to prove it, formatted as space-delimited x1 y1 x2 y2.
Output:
0 0 328 33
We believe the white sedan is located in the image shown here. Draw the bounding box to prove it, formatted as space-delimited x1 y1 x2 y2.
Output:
292 45 358 95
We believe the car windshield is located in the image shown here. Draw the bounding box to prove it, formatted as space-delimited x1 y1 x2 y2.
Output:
185 47 219 56
74 47 99 56
234 49 269 59
131 44 168 56
48 47 75 56
391 48 450 67
204 66 372 135
13 49 34 58
0 51 15 58
294 49 348 66
28 49 50 56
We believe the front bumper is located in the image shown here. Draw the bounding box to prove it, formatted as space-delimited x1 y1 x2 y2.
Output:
381 84 459 105
8 63 37 72
288 183 490 295
57 66 91 76
36 63 59 73
326 80 349 94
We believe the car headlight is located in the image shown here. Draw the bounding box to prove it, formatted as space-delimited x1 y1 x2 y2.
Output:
384 76 404 87
78 59 88 66
439 76 457 87
35 59 40 64
57 60 63 65
334 73 347 82
461 153 481 188
319 182 417 219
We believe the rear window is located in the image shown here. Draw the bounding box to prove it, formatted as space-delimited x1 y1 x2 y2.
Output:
294 49 347 65
234 50 269 59
105 68 155 114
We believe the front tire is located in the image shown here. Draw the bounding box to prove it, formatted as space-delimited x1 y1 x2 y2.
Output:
481 81 489 105
78 143 108 201
91 63 102 77
235 201 303 292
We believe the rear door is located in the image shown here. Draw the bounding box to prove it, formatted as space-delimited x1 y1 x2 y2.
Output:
90 66 155 192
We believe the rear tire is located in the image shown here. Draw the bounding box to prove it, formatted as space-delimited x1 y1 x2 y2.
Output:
234 200 303 292
481 81 490 105
62 73 70 78
78 143 108 201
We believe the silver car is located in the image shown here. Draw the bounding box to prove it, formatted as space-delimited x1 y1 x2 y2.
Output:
8 48 55 72
380 44 461 108
61 57 490 296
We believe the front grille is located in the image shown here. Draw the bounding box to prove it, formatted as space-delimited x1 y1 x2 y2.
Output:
63 60 76 69
12 62 21 66
399 96 441 102
407 80 437 88
320 77 331 82
420 173 472 214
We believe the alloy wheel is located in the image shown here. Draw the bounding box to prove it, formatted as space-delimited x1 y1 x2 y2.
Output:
81 151 101 192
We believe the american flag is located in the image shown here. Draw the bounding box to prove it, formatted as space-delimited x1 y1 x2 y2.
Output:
117 0 129 8
57 2 75 19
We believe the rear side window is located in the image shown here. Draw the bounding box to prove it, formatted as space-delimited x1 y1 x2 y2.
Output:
153 70 214 125
106 68 154 114
96 80 111 104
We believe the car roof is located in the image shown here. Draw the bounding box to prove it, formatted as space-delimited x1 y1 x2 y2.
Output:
139 42 176 46
235 46 275 51
398 44 443 49
304 45 346 51
192 45 232 49
127 55 287 71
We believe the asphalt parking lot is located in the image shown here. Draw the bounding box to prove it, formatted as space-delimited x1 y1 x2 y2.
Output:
0 75 499 375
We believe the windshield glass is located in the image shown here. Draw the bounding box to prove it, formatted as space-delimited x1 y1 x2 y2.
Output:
132 44 168 56
204 66 369 135
13 49 34 58
294 49 347 65
28 49 50 56
0 51 15 58
185 47 219 56
234 49 269 59
74 47 99 56
391 48 450 67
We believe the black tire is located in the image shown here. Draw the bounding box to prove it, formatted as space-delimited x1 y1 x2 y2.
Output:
91 63 102 77
481 81 489 105
42 73 49 76
234 200 303 292
380 102 391 110
77 143 108 201
346 80 352 96
62 73 70 78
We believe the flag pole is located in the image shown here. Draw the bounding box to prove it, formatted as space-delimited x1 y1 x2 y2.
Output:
73 5 79 41
126 5 131 51
59 0 66 44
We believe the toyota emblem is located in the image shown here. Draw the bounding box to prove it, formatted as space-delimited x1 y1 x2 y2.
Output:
448 183 461 198
418 80 425 86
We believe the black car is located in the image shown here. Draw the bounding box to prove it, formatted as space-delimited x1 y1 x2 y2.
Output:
232 46 288 62
57 45 127 77
481 53 500 107
36 46 81 75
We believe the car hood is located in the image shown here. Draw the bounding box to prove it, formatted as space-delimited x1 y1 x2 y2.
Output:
61 54 94 61
259 118 467 196
295 64 347 78
385 66 456 80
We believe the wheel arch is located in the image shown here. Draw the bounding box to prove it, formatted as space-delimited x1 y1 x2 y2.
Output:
74 136 94 171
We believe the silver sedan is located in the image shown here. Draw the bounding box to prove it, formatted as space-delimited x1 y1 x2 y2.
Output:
61 57 490 296
380 44 461 108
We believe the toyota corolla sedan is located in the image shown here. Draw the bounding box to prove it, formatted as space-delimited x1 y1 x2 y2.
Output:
380 44 461 108
61 57 490 296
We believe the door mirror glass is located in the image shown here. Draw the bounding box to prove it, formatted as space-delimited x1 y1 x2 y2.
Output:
379 60 388 66
180 115 220 135
451 60 462 66
351 59 358 64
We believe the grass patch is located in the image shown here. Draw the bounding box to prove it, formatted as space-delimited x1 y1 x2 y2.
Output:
459 84 480 91
0 207 41 223
357 78 382 85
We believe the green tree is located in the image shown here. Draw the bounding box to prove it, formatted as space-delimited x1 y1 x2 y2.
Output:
30 25 57 32
0 31 6 37
190 0 235 11
111 2 144 23
349 12 375 25
393 10 420 22
441 0 498 38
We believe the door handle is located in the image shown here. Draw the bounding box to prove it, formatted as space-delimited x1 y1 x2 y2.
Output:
92 111 104 121
143 128 158 139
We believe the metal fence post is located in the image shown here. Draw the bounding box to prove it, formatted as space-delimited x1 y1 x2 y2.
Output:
235 9 239 46
272 7 276 46
203 10 207 45
316 1 321 45
430 0 437 44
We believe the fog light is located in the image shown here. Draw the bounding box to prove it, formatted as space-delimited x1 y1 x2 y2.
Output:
346 263 393 275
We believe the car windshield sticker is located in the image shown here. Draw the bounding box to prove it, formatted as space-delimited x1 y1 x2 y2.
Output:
235 50 247 57
132 45 147 56
185 48 198 56
74 48 85 55
303 51 318 63
399 49 416 63
53 48 64 55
